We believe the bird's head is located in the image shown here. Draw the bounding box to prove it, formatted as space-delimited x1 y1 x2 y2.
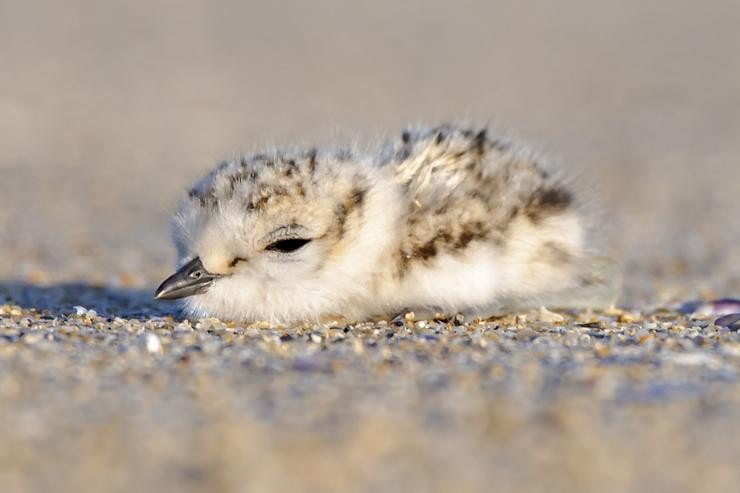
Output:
155 148 400 324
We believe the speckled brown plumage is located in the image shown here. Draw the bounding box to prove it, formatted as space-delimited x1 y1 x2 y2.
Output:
163 123 617 324
385 125 578 276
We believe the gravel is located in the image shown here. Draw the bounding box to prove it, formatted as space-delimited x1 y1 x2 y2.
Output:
2 282 740 493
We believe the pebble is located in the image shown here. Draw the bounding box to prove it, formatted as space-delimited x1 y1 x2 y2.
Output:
73 306 89 316
141 331 163 354
352 337 364 354
538 306 565 323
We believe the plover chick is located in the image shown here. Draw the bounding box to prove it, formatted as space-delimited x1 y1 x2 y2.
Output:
155 124 619 325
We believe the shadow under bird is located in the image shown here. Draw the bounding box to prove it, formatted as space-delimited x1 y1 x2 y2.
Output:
155 123 620 324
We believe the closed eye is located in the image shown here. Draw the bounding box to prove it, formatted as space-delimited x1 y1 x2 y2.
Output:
264 238 312 253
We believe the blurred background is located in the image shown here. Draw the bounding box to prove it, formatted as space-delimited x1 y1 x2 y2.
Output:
1 0 739 302
2 3 740 493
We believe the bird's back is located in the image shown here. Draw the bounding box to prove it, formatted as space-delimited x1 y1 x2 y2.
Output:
376 124 618 316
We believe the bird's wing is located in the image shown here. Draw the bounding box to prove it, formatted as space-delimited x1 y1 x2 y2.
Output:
388 125 491 207
384 124 556 216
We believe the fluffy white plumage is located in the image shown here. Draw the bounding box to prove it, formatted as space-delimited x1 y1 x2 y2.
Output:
156 124 619 324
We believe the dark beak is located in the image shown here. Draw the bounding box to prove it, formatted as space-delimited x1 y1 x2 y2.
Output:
154 257 221 300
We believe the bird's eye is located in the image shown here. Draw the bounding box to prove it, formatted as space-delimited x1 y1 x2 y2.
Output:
265 238 311 253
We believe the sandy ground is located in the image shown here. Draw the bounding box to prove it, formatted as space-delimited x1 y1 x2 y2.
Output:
1 1 740 492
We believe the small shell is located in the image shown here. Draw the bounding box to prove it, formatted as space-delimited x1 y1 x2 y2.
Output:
537 306 565 323
714 313 740 331
684 298 740 318
141 331 163 354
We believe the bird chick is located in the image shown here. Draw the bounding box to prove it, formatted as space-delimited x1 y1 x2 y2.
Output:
155 124 619 325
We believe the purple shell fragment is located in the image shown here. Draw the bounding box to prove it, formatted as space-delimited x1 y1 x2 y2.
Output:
688 298 740 318
678 300 704 314
714 313 740 331
710 298 740 316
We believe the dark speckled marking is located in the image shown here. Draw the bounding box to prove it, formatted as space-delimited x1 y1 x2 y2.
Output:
498 206 520 233
350 187 366 211
249 195 270 211
396 146 411 162
190 185 218 208
405 221 491 266
456 222 489 249
414 241 437 260
525 187 573 222
307 148 318 176
334 203 349 239
332 187 368 240
284 159 297 177
412 231 455 260
473 129 487 154
271 185 289 198
247 185 289 211
227 174 241 197
455 230 475 250
542 241 571 263
396 250 411 278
